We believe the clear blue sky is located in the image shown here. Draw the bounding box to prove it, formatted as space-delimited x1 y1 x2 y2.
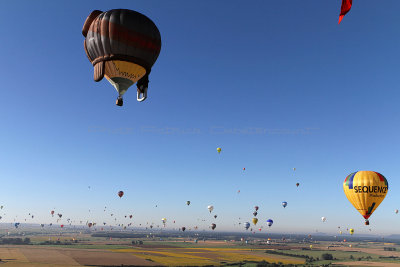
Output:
0 0 399 236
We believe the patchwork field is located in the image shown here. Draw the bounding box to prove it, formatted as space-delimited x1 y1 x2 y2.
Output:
0 235 399 266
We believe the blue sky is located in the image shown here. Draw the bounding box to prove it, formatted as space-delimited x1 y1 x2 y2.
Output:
0 0 399 235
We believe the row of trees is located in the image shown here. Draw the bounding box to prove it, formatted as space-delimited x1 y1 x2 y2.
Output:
0 238 30 244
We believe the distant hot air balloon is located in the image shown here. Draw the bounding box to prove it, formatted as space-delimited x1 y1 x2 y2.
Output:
181 227 186 232
207 205 214 213
338 0 352 24
343 171 388 225
82 9 162 106
129 215 133 219
211 223 216 230
243 168 245 171
214 215 217 219
217 147 221 154
161 218 167 226
282 201 287 208
321 217 327 222
51 210 54 216
396 209 399 214
310 245 313 249
61 224 64 228
252 218 258 225
266 219 273 227
186 201 191 206
118 191 124 198
88 223 93 228
244 222 250 230
349 228 354 235
253 211 258 217
254 206 259 211
296 183 300 187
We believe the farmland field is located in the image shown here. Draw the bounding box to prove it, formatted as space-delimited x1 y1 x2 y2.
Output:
0 231 399 266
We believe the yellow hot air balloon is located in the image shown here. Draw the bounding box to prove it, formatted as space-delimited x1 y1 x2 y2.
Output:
252 218 258 225
349 228 354 235
343 171 388 225
217 147 222 154
309 245 313 249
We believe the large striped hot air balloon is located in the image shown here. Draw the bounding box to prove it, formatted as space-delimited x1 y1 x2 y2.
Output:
343 171 388 225
82 9 161 106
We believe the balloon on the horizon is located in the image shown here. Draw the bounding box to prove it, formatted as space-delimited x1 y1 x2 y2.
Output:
349 228 354 235
207 205 214 213
217 147 222 154
181 227 186 232
321 217 327 222
186 201 191 206
214 215 217 219
51 210 54 216
343 171 388 225
266 219 273 227
282 201 288 208
253 211 258 217
252 218 258 225
118 191 124 198
82 9 162 106
338 0 352 24
244 222 250 230
396 209 399 214
211 223 216 230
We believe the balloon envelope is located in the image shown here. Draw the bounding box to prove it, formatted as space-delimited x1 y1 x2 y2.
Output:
343 171 388 222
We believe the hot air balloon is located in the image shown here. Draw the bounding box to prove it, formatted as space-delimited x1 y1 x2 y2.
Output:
282 201 287 208
244 222 250 230
129 215 133 219
254 206 259 211
396 209 399 214
266 219 273 227
321 217 327 222
296 183 300 187
310 245 313 249
211 223 216 230
252 218 258 225
118 191 124 198
243 168 245 171
186 201 190 206
82 9 162 106
88 223 93 228
217 147 221 154
181 227 186 232
207 205 214 213
161 218 167 226
253 211 258 217
338 0 352 24
349 228 354 235
61 224 64 228
343 171 388 225
51 210 54 216
214 215 217 219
